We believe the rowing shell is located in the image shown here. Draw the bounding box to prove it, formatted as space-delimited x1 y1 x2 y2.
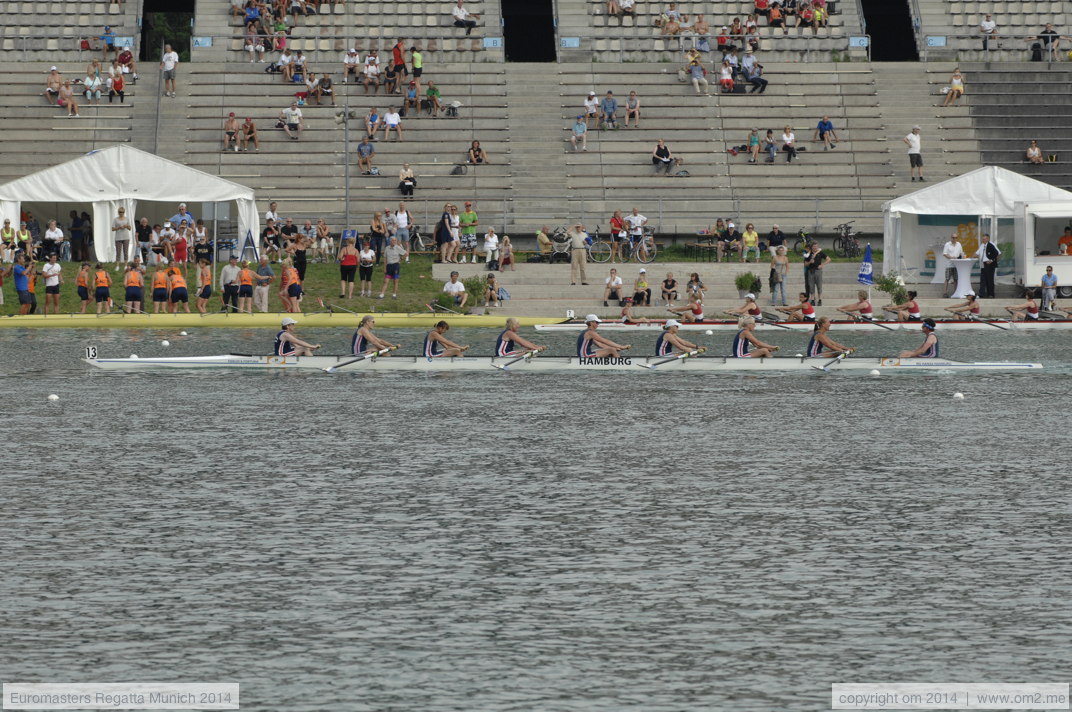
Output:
84 354 1043 372
534 318 1071 332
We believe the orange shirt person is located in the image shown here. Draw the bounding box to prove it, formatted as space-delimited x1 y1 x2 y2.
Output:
237 262 256 314
124 264 144 314
93 263 112 314
151 266 170 313
195 258 212 314
1058 227 1072 255
168 266 190 313
76 262 92 313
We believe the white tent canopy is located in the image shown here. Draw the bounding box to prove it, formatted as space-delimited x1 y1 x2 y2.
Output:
883 166 1072 280
0 145 259 262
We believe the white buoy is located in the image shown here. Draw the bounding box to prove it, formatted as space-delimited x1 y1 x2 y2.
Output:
47 394 59 401
869 369 881 376
161 340 170 347
179 331 188 336
953 392 964 400
705 329 714 335
130 354 138 359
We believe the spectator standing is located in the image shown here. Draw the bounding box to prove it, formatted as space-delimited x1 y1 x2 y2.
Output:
941 232 965 298
281 101 304 140
600 91 619 129
253 255 275 311
452 0 479 35
42 254 63 314
804 241 829 305
568 223 589 285
570 115 588 152
356 136 375 174
112 207 131 267
160 43 179 98
169 203 197 228
377 237 408 299
410 46 424 93
459 201 479 263
220 255 241 312
974 233 1000 298
770 246 789 306
395 202 413 253
813 115 838 150
979 14 999 51
652 138 674 175
904 125 924 182
391 38 408 87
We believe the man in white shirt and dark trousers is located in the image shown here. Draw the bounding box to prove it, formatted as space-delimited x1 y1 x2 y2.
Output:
452 0 478 35
974 233 1000 298
220 255 241 312
942 233 965 298
903 125 924 182
160 44 179 97
979 14 999 50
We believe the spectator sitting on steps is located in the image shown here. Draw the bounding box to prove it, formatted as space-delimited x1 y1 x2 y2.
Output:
280 101 304 140
342 48 360 82
652 138 674 175
240 117 260 151
584 91 599 129
942 68 965 107
223 112 240 151
570 115 588 152
383 107 403 141
813 115 838 150
600 91 619 129
685 53 709 96
782 125 797 163
44 67 63 105
425 81 443 117
363 50 381 94
1026 140 1044 164
365 107 382 140
117 47 138 79
452 0 478 36
742 49 767 92
467 140 490 164
356 136 375 174
979 13 1000 50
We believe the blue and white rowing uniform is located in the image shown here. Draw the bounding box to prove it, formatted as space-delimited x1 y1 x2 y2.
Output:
731 329 752 358
577 331 598 357
273 330 296 356
495 330 518 356
919 335 939 357
655 332 673 356
805 334 823 357
351 331 368 355
423 332 444 358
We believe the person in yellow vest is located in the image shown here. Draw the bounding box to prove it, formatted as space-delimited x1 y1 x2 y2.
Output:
76 262 91 313
150 262 170 314
167 265 190 313
16 222 32 255
1 218 15 262
195 257 213 314
237 260 256 314
93 262 112 315
124 262 145 314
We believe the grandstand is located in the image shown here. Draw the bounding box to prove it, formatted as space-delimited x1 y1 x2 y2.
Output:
0 0 1067 242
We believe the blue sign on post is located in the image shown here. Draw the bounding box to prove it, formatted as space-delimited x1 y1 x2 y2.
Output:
848 36 869 48
192 37 213 48
482 37 503 49
926 36 948 47
341 229 359 243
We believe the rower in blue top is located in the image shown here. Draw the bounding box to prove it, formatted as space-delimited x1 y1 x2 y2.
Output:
805 316 856 358
655 319 698 355
899 318 939 358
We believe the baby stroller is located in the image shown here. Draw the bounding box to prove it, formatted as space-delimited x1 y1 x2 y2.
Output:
550 227 572 263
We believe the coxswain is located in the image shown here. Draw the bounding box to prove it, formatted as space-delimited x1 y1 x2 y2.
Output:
76 262 91 314
882 290 922 322
776 292 816 322
944 291 981 319
195 257 212 314
899 318 939 358
732 316 779 358
274 317 321 356
726 292 763 319
123 262 144 314
424 321 469 358
577 314 631 357
806 316 856 358
655 319 699 356
667 291 705 322
837 290 875 321
150 262 170 314
1005 291 1039 322
351 315 401 355
495 317 547 357
168 265 190 313
93 262 112 315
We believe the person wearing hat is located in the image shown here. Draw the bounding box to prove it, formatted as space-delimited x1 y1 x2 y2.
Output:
632 268 651 306
656 320 699 356
899 319 939 358
101 25 117 61
44 66 63 105
567 222 590 285
741 48 767 93
223 112 240 151
342 48 360 83
274 317 320 357
718 221 741 262
903 125 924 182
727 292 763 320
570 115 588 152
806 317 856 359
732 317 779 358
403 80 419 114
944 292 982 320
459 201 478 263
584 91 599 129
577 315 630 358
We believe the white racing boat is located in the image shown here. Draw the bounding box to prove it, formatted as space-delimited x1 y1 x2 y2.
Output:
534 318 1072 332
84 353 1043 372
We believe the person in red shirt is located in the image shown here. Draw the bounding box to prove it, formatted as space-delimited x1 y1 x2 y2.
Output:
391 38 408 88
609 210 626 263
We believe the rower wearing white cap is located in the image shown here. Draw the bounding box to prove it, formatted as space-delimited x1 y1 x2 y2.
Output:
655 320 698 356
274 317 321 356
577 314 631 357
944 291 981 319
725 292 763 318
732 317 779 358
899 318 938 358
495 317 547 357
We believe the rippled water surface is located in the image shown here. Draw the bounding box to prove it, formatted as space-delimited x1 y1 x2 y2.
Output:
3 327 1071 711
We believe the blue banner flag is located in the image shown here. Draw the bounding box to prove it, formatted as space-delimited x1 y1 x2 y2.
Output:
857 243 874 286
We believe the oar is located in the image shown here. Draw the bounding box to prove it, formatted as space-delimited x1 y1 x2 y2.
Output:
638 347 706 370
842 311 895 331
727 310 793 330
966 313 1009 331
811 351 849 372
322 346 397 373
326 301 361 316
760 311 797 329
492 350 540 371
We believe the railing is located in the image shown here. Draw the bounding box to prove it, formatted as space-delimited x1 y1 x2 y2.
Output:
921 33 1067 61
2 34 138 63
557 32 871 63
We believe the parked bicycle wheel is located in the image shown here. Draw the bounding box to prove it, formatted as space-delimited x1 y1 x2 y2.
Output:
635 239 657 264
832 236 847 258
589 240 612 263
793 237 807 255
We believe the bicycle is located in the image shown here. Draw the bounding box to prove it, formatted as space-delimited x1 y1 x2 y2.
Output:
407 225 424 253
586 225 613 263
831 221 860 258
793 227 809 255
623 226 657 264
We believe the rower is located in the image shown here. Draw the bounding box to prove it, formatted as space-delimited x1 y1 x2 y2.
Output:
883 290 921 322
495 317 547 357
424 320 470 358
351 315 401 355
123 262 144 314
837 290 874 321
274 316 321 356
898 318 938 358
776 292 815 322
150 263 169 314
667 291 705 322
944 291 981 319
1005 291 1039 322
195 257 212 314
726 292 763 319
168 265 190 314
577 314 631 357
620 298 651 324
806 316 855 358
655 319 698 356
732 316 779 358
93 262 112 315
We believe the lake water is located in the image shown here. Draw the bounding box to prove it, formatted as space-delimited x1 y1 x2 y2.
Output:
3 326 1071 711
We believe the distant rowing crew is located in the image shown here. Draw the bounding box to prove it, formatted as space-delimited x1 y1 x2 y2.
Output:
271 312 943 362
